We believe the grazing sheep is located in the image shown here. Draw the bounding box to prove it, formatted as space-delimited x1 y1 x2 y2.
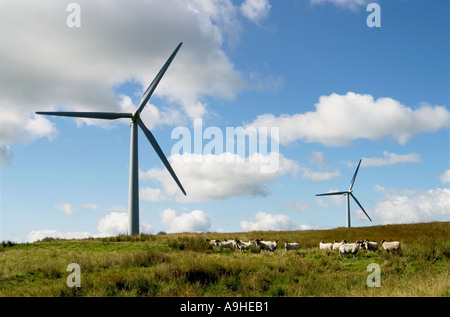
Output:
284 241 299 251
256 239 279 252
363 239 379 252
319 241 333 251
332 240 347 251
339 241 362 258
205 238 218 249
381 240 401 254
235 239 256 252
205 238 218 245
215 239 236 250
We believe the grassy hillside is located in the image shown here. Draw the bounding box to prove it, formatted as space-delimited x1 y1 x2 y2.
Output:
0 222 448 297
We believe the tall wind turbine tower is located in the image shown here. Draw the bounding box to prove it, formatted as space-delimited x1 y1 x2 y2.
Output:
36 43 186 235
316 159 371 228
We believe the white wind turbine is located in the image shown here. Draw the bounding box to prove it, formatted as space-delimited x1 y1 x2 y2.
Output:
316 159 372 228
36 42 186 235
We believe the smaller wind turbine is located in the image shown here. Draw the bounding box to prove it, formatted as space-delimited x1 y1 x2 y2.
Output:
316 159 372 228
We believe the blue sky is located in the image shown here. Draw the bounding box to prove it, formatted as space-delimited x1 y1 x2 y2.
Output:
1 0 449 242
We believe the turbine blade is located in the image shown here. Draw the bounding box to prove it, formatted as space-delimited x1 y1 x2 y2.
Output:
136 118 186 196
349 159 362 191
350 192 372 222
36 111 132 120
316 191 349 196
135 42 182 116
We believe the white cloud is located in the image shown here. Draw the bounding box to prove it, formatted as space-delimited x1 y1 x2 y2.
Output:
246 92 450 147
0 145 13 167
361 151 422 167
186 0 243 48
0 109 57 165
248 72 285 93
240 211 307 231
81 203 99 210
140 152 300 202
309 0 368 10
56 202 112 214
140 152 341 203
117 94 183 130
440 170 450 184
26 230 92 243
371 187 450 225
55 203 78 216
96 212 128 236
299 167 341 181
24 114 58 141
0 0 255 165
315 189 345 207
96 212 154 236
139 188 171 203
308 151 327 169
240 0 272 24
302 151 341 180
160 208 211 233
24 211 154 242
283 201 309 213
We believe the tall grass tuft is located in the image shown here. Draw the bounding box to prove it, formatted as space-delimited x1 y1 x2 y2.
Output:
168 236 211 252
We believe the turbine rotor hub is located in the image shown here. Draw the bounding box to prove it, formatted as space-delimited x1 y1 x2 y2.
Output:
131 111 140 122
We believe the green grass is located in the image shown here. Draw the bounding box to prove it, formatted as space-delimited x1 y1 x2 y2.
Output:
0 221 448 296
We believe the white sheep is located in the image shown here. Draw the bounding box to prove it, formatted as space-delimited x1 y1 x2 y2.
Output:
319 241 333 251
363 239 379 252
284 241 299 251
205 238 218 249
332 240 347 251
256 239 279 252
235 239 256 252
339 241 362 258
215 239 236 250
381 240 401 254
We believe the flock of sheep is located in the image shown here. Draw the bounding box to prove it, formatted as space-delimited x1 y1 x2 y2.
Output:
320 239 402 258
206 238 402 258
206 238 281 252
